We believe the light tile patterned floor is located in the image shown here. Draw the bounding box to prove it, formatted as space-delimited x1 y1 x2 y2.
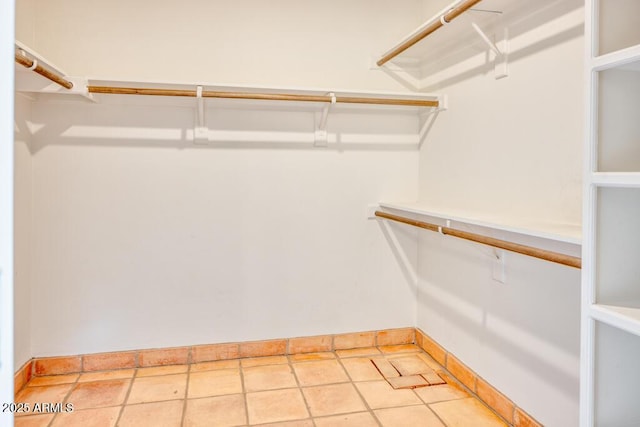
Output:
14 345 508 427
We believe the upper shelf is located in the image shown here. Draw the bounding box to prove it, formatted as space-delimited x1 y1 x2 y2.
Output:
14 41 445 146
376 0 512 67
83 79 443 113
14 41 443 114
375 0 584 88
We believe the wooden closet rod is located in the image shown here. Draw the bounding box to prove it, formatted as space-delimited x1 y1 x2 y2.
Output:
86 86 439 108
377 0 483 66
375 211 582 269
14 52 74 90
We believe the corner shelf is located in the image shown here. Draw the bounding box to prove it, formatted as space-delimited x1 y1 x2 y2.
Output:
376 0 512 68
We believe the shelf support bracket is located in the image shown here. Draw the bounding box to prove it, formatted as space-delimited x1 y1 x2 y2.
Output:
470 21 508 80
314 92 335 147
194 85 208 144
471 22 502 57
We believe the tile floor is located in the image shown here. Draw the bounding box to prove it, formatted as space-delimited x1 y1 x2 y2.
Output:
14 345 508 427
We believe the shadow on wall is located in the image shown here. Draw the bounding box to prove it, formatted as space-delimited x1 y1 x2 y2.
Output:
26 96 429 154
378 220 419 299
382 0 584 91
417 230 581 403
14 94 32 146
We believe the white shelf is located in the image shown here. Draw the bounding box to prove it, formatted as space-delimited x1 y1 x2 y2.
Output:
14 42 445 146
378 202 581 245
592 172 640 187
85 79 443 112
591 43 640 71
17 72 444 116
590 304 640 339
15 40 444 113
377 0 512 67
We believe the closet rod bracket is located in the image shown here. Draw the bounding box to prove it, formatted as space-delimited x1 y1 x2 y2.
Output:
314 92 336 147
194 85 209 144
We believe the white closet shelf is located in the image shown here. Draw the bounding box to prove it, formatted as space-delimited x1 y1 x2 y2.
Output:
376 0 511 67
591 43 640 71
15 41 444 112
378 202 581 245
84 79 444 111
590 304 640 338
592 172 640 187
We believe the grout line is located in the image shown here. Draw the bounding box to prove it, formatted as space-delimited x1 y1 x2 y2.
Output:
44 363 83 427
390 346 450 427
238 358 250 426
287 352 317 426
114 369 137 426
416 328 519 426
426 351 513 426
313 408 398 424
134 351 139 370
425 402 450 427
180 363 191 427
334 349 383 427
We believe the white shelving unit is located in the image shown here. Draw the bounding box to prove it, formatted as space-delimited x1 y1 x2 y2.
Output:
581 1 640 426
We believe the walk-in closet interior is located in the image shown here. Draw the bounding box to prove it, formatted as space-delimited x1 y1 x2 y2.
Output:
2 0 639 426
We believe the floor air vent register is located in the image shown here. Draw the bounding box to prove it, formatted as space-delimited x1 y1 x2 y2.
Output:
371 355 446 390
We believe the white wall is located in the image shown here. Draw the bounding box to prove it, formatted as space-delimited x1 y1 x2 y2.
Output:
14 0 427 356
14 95 32 370
15 0 34 47
28 98 419 356
419 0 583 223
415 0 583 426
23 0 425 90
